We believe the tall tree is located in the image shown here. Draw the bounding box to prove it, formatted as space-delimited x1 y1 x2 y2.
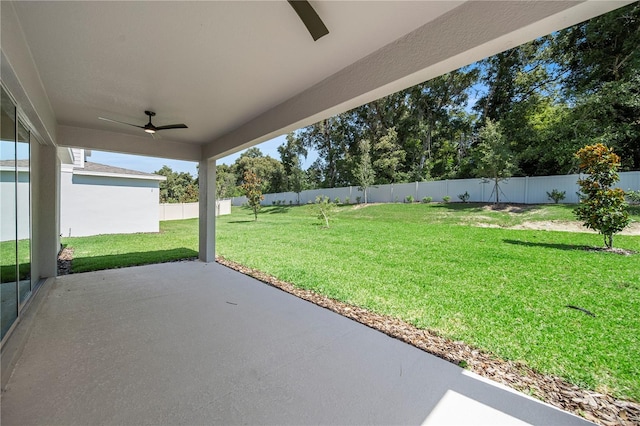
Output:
406 68 478 180
155 165 199 203
278 132 308 202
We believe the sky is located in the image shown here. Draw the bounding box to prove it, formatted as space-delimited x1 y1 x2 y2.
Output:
88 133 316 177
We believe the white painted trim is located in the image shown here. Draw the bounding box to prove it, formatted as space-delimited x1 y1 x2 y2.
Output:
72 169 166 181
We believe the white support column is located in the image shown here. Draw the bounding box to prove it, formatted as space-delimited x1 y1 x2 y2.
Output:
37 145 60 278
198 158 216 262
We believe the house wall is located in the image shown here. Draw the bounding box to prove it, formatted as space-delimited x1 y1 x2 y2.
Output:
0 170 30 242
60 168 161 237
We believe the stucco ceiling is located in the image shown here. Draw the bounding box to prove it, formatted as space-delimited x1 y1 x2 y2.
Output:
7 1 632 161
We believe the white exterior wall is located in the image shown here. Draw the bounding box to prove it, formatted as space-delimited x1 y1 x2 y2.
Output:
233 172 640 206
0 169 30 242
60 167 162 237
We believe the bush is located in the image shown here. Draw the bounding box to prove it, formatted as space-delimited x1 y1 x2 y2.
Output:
575 144 629 248
405 195 414 203
547 189 566 204
289 200 293 205
442 195 451 203
356 196 362 204
334 197 341 204
458 191 470 203
422 196 432 203
627 189 640 205
344 197 350 204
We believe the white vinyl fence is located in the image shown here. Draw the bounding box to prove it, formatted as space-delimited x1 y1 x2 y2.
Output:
231 171 640 206
159 199 231 220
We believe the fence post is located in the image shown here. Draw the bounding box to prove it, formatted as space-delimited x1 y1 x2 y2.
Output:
524 176 529 204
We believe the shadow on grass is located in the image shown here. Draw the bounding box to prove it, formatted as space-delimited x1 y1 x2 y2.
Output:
503 239 585 252
70 248 198 274
267 206 293 214
227 220 256 224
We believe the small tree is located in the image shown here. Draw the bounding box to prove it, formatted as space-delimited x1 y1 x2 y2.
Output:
574 144 630 248
312 195 337 228
474 120 515 204
354 139 375 203
241 170 264 221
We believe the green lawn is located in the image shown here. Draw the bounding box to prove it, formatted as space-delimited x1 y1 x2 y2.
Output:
62 219 198 273
61 203 640 401
216 203 640 401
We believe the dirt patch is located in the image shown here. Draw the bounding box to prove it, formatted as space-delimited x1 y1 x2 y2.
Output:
511 221 640 236
216 256 640 426
352 203 382 210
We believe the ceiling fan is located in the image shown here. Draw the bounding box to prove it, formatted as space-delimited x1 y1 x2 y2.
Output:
98 111 188 135
288 0 329 41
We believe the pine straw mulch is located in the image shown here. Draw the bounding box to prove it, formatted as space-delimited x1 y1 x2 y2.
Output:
216 256 640 426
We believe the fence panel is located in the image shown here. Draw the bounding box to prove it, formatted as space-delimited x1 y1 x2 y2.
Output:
232 171 640 207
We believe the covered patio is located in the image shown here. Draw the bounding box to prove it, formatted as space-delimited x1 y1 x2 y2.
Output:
0 1 633 423
2 261 589 425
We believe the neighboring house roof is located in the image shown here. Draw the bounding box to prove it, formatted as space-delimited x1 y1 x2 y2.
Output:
72 162 166 181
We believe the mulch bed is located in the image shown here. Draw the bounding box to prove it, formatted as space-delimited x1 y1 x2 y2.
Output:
57 247 74 276
216 255 640 426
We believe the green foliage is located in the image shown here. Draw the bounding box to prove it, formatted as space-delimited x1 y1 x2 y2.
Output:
627 189 640 205
458 191 470 203
356 196 362 204
574 144 630 248
241 170 264 221
354 139 375 203
546 189 566 204
422 196 432 203
474 120 516 204
405 195 414 203
334 197 341 204
442 195 451 203
154 165 198 203
344 197 350 204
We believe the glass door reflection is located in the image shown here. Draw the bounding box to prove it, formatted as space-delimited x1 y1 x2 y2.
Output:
17 120 31 307
1 86 18 340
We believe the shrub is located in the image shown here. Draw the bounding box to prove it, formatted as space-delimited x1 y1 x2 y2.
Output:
422 196 432 203
458 191 470 203
574 144 629 248
356 196 362 204
334 197 341 204
442 195 451 203
289 200 293 205
344 197 350 204
272 201 276 206
547 189 566 204
405 195 414 203
627 189 640 205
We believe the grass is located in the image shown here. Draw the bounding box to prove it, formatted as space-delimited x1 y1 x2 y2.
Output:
61 219 198 273
216 203 640 401
60 202 640 401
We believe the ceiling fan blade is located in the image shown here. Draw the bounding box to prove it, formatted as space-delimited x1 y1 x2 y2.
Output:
98 116 144 129
287 0 329 41
155 123 188 131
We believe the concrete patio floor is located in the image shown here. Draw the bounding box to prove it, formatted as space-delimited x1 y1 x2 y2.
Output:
1 261 591 425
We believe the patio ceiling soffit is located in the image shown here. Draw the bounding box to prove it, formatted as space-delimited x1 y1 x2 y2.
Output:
203 0 632 161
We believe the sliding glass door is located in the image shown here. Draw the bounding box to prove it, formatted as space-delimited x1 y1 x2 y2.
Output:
1 86 32 342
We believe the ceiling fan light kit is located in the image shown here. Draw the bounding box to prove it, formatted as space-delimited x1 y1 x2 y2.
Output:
98 110 188 136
